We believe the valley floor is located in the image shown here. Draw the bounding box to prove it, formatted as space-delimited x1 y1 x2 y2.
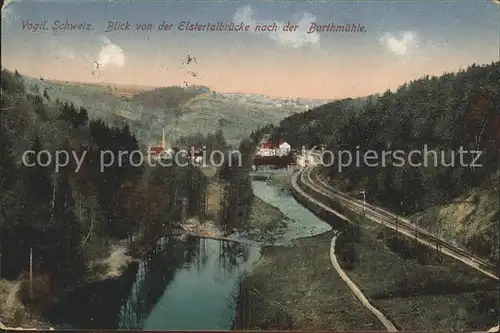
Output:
236 187 498 331
234 231 386 330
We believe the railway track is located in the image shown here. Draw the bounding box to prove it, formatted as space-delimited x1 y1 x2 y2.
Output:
296 154 499 281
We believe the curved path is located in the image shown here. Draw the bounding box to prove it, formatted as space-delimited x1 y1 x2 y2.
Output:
0 281 56 331
330 234 398 332
488 324 499 332
0 322 54 331
3 281 20 314
291 165 399 332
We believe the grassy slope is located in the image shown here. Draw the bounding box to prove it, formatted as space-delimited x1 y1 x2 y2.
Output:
337 215 498 331
24 78 143 121
32 77 328 146
129 85 206 109
139 90 327 146
411 173 499 264
236 231 386 330
203 166 285 231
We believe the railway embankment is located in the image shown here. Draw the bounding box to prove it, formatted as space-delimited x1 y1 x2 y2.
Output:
291 164 499 330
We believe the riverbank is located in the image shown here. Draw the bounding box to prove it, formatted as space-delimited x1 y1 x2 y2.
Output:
205 178 286 234
247 196 287 231
267 168 294 189
89 240 140 281
0 238 139 329
234 230 386 330
0 279 53 329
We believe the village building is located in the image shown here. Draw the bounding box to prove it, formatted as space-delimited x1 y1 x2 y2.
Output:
147 128 173 160
257 142 278 156
279 139 291 155
189 147 204 165
255 139 291 157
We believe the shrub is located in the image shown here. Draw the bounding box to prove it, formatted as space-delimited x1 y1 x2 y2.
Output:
18 274 56 311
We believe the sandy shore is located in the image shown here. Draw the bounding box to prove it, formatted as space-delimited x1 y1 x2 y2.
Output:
91 241 140 281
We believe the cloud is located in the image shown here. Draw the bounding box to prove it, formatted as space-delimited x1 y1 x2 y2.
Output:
97 36 125 68
269 13 319 48
233 5 255 25
1 1 20 27
49 40 76 60
59 49 76 59
379 31 418 56
233 5 319 48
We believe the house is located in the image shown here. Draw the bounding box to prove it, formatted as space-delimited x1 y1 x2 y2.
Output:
279 139 291 155
261 142 278 150
189 148 204 165
258 142 278 156
190 148 203 157
149 146 164 155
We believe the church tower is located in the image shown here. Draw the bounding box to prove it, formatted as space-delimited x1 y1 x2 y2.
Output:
162 127 166 149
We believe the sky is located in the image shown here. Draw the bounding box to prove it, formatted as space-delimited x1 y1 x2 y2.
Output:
1 0 499 99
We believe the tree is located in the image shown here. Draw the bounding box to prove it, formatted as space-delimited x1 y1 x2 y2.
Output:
214 128 227 151
49 159 87 293
15 136 54 275
0 118 20 277
77 107 89 127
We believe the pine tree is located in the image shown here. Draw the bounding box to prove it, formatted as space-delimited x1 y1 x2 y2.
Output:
19 136 53 273
50 160 86 293
214 128 227 152
0 121 16 219
0 119 20 277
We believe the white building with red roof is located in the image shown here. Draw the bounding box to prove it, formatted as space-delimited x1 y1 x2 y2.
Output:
279 139 291 155
256 139 291 157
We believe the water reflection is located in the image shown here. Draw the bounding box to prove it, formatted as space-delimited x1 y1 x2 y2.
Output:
218 240 250 279
119 236 259 330
120 236 197 329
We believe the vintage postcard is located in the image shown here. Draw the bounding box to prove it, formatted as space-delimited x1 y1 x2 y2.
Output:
1 0 499 331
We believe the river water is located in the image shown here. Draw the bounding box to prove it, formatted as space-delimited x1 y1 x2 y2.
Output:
52 171 331 330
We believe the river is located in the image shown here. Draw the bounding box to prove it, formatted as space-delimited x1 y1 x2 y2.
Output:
51 171 331 330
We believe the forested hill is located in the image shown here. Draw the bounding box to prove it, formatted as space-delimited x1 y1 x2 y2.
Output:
0 68 210 309
251 61 500 263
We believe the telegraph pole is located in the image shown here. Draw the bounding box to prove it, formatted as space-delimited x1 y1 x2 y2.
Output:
415 220 418 241
202 185 208 219
435 241 441 262
220 172 226 226
360 189 366 216
395 200 402 232
29 247 33 300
